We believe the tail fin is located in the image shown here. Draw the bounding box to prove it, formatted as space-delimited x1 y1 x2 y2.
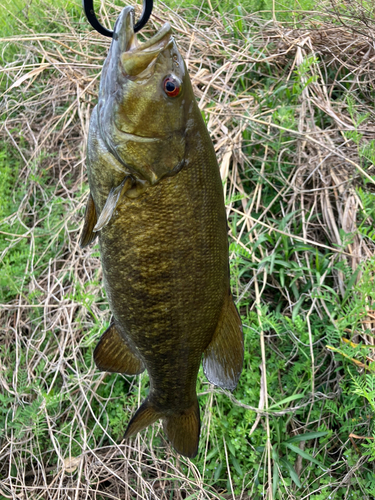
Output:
163 398 200 458
124 397 200 459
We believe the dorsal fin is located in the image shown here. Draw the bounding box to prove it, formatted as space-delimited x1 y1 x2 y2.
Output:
94 322 145 375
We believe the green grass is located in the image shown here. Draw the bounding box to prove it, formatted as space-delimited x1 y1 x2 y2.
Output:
1 0 375 498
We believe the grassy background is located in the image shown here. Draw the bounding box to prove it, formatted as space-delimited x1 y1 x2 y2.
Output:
1 0 375 498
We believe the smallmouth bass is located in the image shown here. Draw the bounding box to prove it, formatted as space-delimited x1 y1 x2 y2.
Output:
80 7 244 458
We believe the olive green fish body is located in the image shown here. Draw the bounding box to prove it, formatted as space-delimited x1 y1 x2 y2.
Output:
82 7 243 458
99 120 227 405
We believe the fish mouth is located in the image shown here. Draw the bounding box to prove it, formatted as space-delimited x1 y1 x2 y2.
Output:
114 7 172 77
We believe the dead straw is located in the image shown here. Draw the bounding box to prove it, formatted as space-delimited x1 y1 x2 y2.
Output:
1 0 375 498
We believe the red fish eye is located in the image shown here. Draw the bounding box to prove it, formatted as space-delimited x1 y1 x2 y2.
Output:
163 76 181 97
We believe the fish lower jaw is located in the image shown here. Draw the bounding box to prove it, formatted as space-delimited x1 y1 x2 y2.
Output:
121 38 173 77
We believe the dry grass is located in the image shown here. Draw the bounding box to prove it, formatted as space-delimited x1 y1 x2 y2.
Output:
1 0 375 498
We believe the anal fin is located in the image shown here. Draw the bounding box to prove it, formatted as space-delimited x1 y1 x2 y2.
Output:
203 293 244 391
94 322 145 375
80 193 97 248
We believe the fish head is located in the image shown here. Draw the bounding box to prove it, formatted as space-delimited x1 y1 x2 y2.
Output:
98 7 192 185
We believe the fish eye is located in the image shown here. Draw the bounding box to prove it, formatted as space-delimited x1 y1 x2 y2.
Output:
163 75 181 98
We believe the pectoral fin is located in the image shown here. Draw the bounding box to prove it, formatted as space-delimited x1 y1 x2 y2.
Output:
203 293 244 391
94 176 133 232
79 193 97 248
94 322 145 375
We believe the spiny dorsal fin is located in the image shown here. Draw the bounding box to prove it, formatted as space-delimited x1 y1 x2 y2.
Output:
80 193 97 248
93 176 133 232
203 293 243 391
94 322 145 375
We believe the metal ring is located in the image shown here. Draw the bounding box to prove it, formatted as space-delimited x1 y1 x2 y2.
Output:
82 0 153 37
134 0 153 33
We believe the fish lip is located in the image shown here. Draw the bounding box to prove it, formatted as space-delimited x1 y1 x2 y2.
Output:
114 6 172 55
137 22 172 51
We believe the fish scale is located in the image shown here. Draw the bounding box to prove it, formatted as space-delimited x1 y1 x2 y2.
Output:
80 6 244 458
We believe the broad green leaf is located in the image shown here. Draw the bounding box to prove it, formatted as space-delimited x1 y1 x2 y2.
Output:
269 393 305 409
285 443 326 469
280 267 285 287
205 446 219 461
280 457 302 487
286 431 329 444
292 296 303 320
272 460 279 498
272 259 293 268
226 438 236 457
231 456 243 477
252 234 268 252
269 252 276 274
214 462 223 481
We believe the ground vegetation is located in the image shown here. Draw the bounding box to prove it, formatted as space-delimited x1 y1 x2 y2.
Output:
1 0 375 498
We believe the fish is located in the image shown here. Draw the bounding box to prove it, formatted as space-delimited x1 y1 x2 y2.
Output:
80 6 244 458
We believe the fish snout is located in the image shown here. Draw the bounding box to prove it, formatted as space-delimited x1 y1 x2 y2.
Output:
113 7 172 78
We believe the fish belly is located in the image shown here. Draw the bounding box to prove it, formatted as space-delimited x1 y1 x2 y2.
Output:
98 156 228 409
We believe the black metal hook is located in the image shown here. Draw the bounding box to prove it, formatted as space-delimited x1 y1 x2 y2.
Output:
82 0 153 37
